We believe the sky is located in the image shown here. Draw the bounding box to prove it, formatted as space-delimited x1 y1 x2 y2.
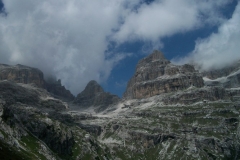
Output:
0 0 239 97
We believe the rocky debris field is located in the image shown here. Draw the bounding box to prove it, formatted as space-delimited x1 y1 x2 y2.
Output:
90 99 240 160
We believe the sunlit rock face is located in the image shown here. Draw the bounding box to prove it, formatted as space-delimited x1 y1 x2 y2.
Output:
0 64 45 88
123 50 204 99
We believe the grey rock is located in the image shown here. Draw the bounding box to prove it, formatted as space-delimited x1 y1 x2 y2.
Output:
124 50 204 99
2 104 74 156
0 64 75 101
162 87 228 105
46 79 75 101
0 64 45 88
74 80 120 110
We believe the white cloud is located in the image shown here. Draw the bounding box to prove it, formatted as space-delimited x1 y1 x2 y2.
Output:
0 0 136 95
113 0 230 43
173 2 240 71
0 0 237 95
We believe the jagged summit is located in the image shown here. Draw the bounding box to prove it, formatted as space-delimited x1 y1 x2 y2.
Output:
124 50 204 99
137 50 170 69
82 80 104 95
74 80 119 111
139 50 166 62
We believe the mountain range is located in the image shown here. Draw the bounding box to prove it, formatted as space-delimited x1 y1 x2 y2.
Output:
0 50 240 160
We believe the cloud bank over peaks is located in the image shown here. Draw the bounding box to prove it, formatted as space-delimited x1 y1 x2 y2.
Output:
0 0 133 95
173 2 240 71
0 0 238 95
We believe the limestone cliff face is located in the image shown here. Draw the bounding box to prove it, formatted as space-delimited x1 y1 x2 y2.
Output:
0 64 45 88
0 80 74 156
123 50 204 99
74 80 119 109
0 64 74 100
162 87 227 105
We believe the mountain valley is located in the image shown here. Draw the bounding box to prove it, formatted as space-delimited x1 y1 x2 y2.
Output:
0 50 240 160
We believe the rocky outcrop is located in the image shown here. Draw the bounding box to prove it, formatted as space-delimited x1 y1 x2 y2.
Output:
123 50 204 99
0 64 74 101
0 64 45 88
2 104 74 155
0 80 40 106
78 124 102 136
74 80 120 110
46 79 75 101
0 79 111 158
129 131 176 148
162 87 228 105
0 80 74 156
0 80 68 111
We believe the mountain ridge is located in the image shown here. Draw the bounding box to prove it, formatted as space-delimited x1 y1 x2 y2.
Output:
0 50 240 159
124 50 204 99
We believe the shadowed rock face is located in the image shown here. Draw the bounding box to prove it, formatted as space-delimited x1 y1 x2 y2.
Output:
46 79 75 101
0 64 45 88
0 80 74 156
123 50 204 99
74 80 120 109
0 64 74 101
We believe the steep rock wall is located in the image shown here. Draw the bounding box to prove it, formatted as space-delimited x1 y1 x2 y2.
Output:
124 50 204 99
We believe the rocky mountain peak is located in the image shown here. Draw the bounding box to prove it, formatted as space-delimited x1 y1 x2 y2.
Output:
141 50 166 62
124 50 204 99
84 80 104 95
137 50 170 70
74 80 119 111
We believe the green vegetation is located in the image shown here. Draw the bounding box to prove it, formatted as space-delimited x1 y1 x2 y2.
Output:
20 135 49 160
0 95 239 159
